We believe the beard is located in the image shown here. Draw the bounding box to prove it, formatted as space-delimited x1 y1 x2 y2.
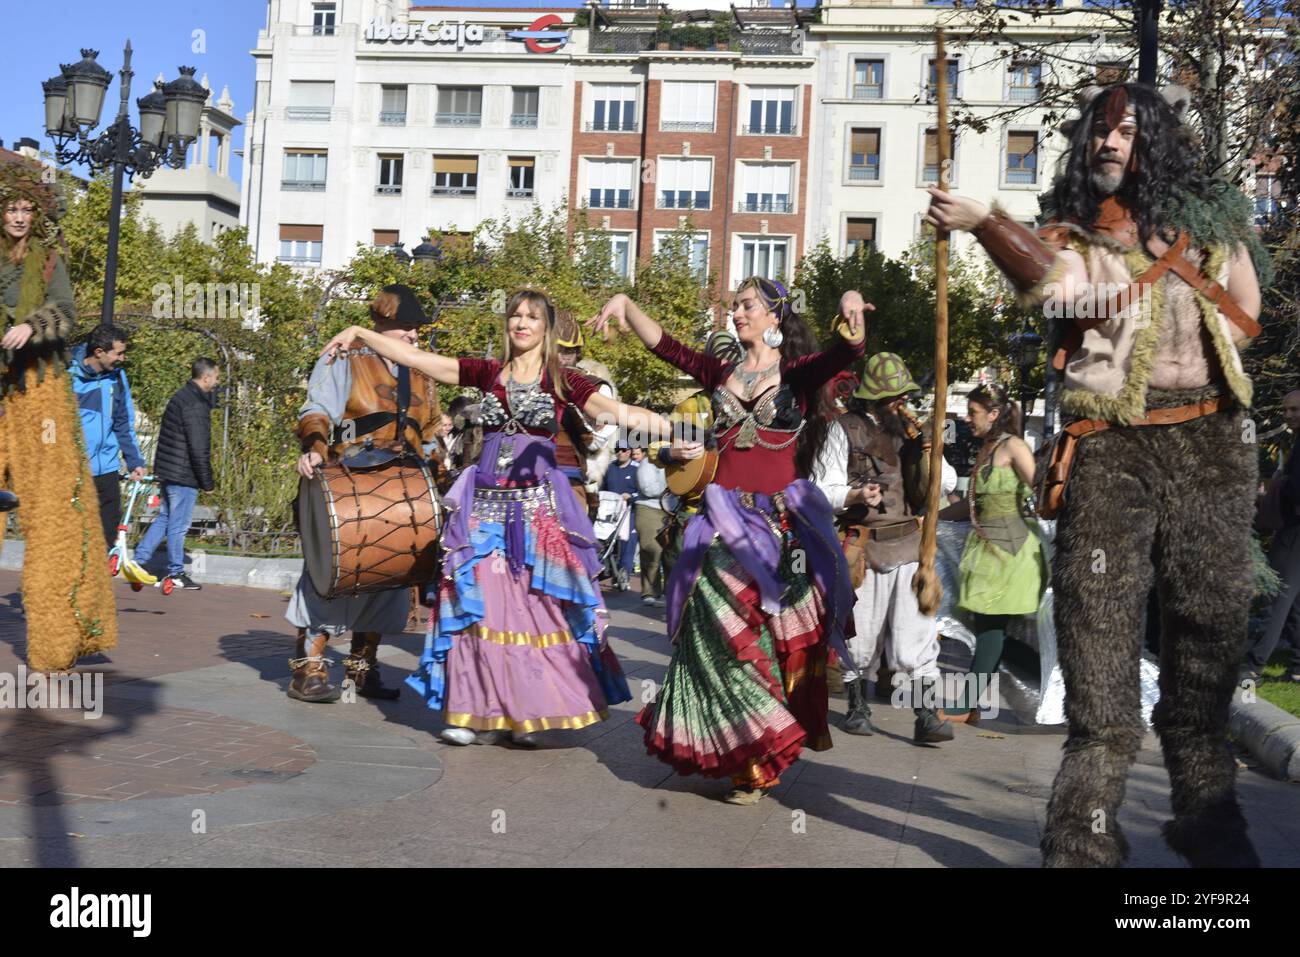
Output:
1090 165 1125 197
872 402 907 437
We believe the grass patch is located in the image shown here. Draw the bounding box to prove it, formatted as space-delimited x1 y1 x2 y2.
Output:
1257 651 1300 718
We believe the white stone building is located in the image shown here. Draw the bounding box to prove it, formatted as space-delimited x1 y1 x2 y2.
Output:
806 0 1125 261
241 0 581 271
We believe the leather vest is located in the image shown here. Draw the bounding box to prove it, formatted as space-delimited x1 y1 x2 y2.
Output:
298 351 442 464
837 410 923 571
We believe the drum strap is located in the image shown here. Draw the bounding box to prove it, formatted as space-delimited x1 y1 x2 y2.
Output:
332 365 421 453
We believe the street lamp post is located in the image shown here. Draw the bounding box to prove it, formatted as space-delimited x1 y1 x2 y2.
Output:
1010 328 1043 438
42 43 206 323
1136 0 1163 85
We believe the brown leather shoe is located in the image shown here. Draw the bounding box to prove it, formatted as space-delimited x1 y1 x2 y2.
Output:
288 632 341 703
343 631 400 700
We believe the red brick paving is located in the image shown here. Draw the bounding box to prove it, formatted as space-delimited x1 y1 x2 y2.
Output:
0 705 315 806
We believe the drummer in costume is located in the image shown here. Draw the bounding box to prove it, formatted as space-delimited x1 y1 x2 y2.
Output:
593 280 867 804
288 284 443 702
553 309 619 513
321 288 669 746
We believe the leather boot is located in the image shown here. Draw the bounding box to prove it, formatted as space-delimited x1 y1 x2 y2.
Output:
842 677 876 735
343 631 400 700
913 678 953 743
874 665 896 701
288 631 340 703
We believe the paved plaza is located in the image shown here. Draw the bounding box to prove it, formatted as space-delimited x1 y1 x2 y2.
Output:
1 569 1298 868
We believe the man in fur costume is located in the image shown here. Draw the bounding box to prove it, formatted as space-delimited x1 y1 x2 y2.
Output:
927 83 1268 867
813 353 952 744
0 154 117 669
287 284 443 702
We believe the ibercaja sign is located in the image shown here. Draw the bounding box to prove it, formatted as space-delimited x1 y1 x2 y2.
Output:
364 18 486 50
363 15 571 53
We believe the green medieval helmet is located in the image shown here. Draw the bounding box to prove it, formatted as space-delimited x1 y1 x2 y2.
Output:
854 352 919 401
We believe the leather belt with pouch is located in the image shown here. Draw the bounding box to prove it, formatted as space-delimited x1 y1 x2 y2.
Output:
839 518 921 589
1036 396 1231 519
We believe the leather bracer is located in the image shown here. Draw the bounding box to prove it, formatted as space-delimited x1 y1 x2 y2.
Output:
972 210 1059 295
298 412 332 462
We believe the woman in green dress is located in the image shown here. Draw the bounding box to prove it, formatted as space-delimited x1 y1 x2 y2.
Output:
941 383 1044 721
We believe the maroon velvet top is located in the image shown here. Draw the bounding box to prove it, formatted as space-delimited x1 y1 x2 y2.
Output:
457 358 598 437
651 331 867 494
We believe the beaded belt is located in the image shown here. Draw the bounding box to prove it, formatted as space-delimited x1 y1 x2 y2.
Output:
471 482 554 524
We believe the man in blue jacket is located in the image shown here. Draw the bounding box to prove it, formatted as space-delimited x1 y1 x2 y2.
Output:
70 324 146 551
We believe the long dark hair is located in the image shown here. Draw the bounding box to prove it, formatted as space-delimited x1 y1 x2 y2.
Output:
1044 83 1213 249
967 383 1021 476
736 275 830 479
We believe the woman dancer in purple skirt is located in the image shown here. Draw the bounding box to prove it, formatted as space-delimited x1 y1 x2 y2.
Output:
322 289 670 746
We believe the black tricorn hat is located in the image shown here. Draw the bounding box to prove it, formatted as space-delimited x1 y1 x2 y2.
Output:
371 283 430 329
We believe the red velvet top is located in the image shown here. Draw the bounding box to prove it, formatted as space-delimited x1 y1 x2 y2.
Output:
457 358 598 437
651 331 866 494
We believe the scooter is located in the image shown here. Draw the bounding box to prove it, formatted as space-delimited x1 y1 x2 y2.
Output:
110 474 175 596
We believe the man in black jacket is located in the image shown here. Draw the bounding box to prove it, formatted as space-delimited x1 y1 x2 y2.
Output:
124 358 219 590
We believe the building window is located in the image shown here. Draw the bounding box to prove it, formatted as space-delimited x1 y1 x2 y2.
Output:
1008 62 1041 102
661 81 715 132
655 231 709 279
926 58 959 100
741 237 789 283
282 150 327 190
512 87 539 128
288 81 333 121
657 157 711 210
279 225 323 264
437 87 483 126
312 3 337 36
608 232 632 277
377 154 404 194
846 218 876 256
507 157 535 198
432 155 478 196
739 162 792 213
381 85 407 125
1004 131 1039 186
1095 61 1129 85
853 59 884 100
849 128 880 182
588 83 638 132
745 86 796 135
921 128 957 184
586 159 634 209
373 230 400 247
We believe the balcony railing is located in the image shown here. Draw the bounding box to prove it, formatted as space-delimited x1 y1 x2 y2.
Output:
1008 86 1040 102
278 256 322 265
589 28 798 56
379 111 407 125
436 112 482 127
657 196 709 210
1005 168 1037 185
587 196 633 210
737 199 792 213
510 113 539 128
375 184 402 195
506 187 535 199
282 180 327 191
742 123 796 136
852 84 883 100
286 107 331 121
922 165 940 183
432 185 477 197
847 165 880 182
584 119 638 133
661 120 714 133
311 25 336 37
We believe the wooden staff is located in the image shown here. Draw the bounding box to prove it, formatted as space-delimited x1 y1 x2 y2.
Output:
912 29 951 618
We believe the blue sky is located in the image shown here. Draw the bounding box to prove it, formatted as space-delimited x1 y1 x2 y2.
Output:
2 1 813 184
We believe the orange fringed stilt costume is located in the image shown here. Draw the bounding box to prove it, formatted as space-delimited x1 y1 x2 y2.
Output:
0 154 116 669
